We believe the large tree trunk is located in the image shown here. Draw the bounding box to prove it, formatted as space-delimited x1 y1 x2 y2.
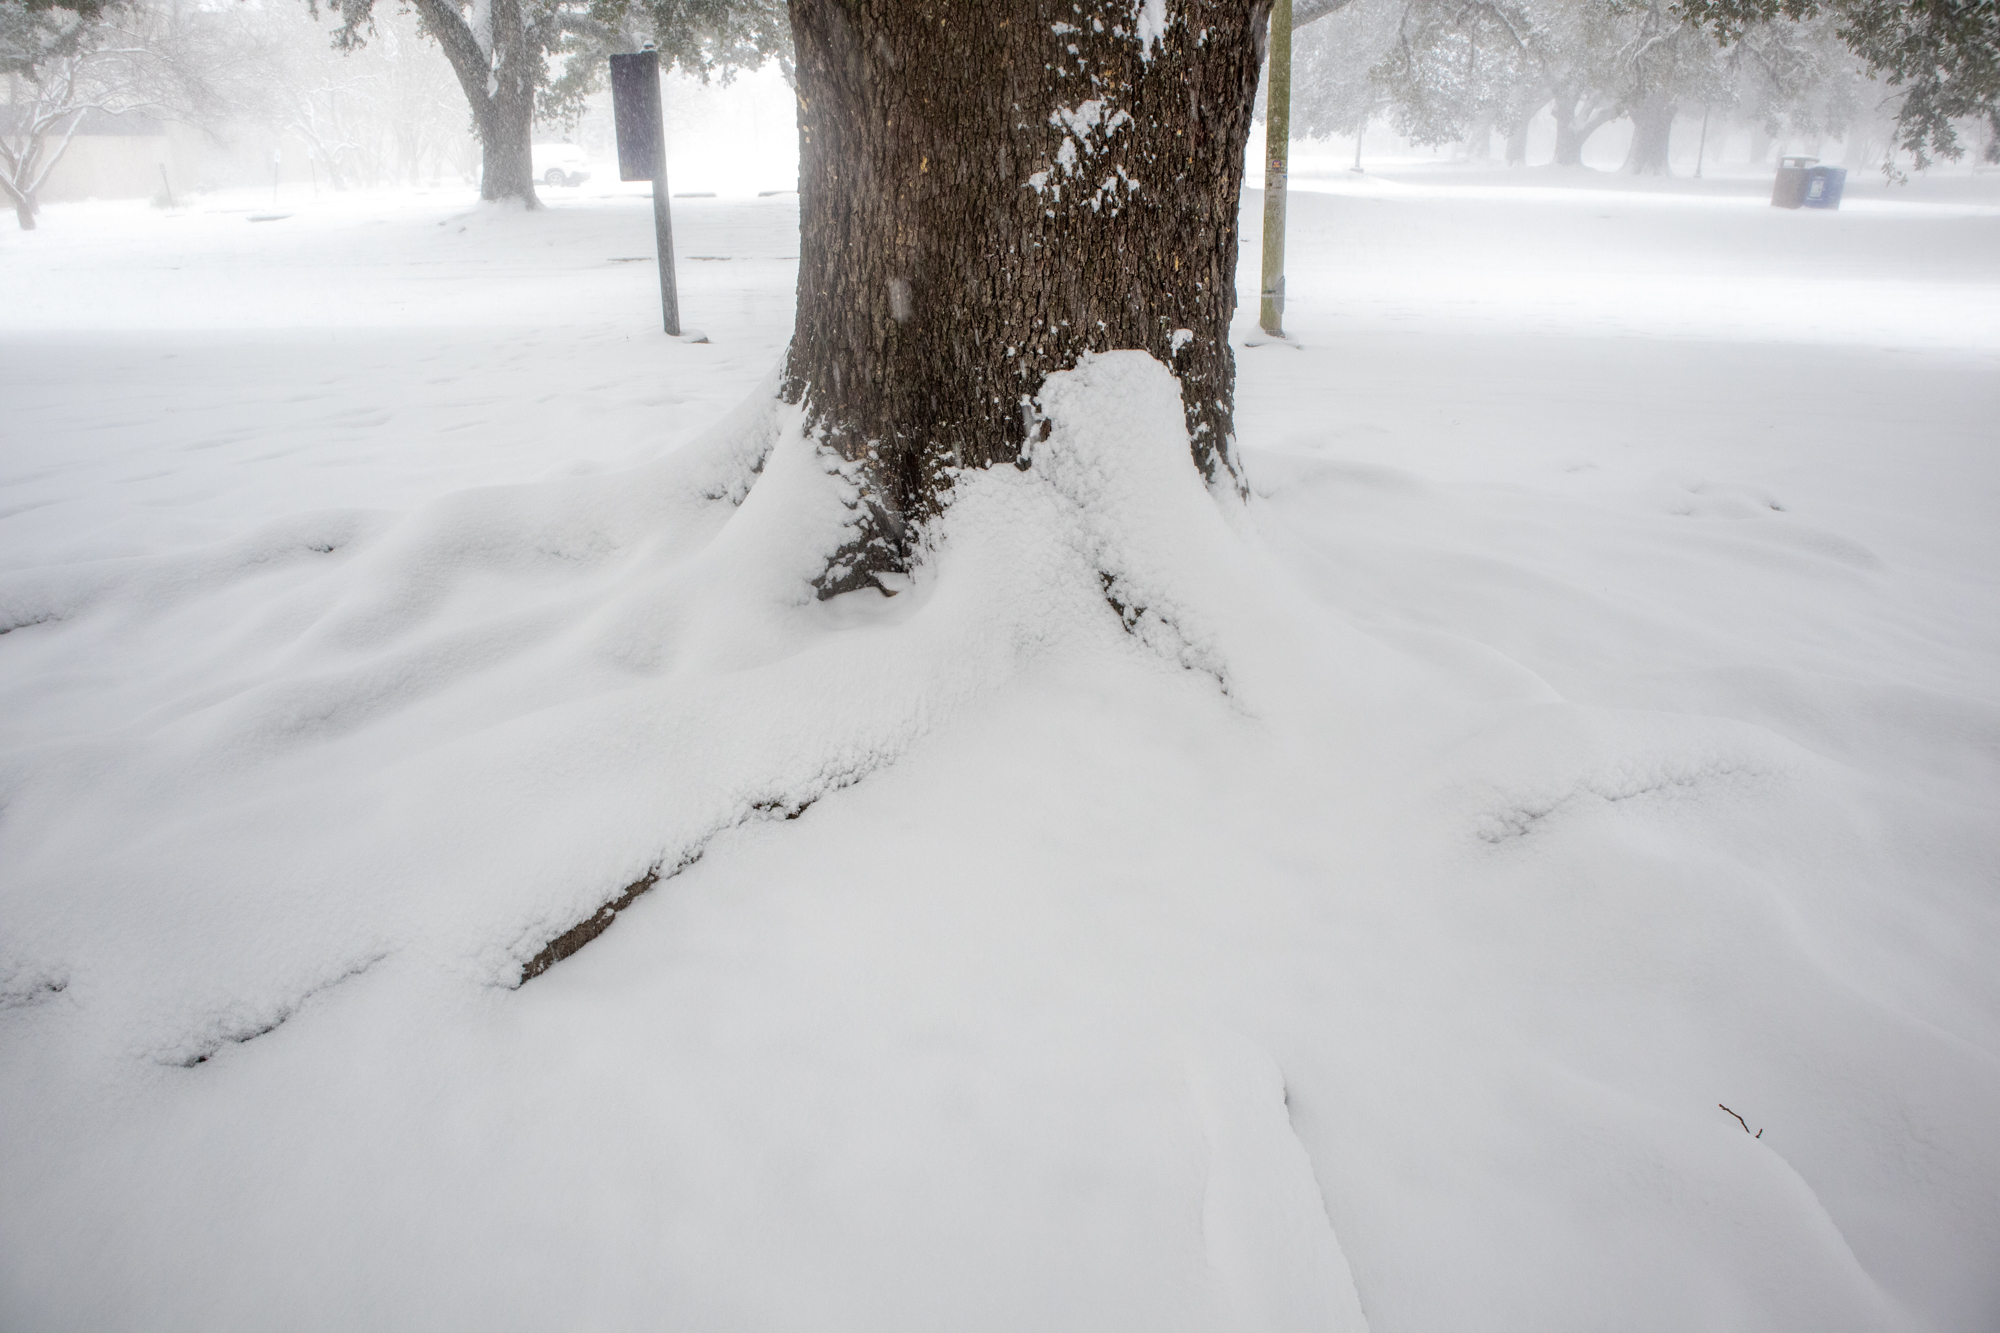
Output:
783 0 1272 591
476 96 536 203
1552 100 1589 167
1459 111 1496 162
1747 123 1772 166
411 0 540 208
1549 86 1621 167
1623 95 1676 175
1551 97 1619 168
1504 104 1536 166
13 198 35 231
478 0 538 205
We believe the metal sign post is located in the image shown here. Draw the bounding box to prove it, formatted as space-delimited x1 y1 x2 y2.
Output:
610 48 682 336
1259 0 1293 339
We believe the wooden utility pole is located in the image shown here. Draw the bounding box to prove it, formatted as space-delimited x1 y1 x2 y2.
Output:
1259 0 1293 338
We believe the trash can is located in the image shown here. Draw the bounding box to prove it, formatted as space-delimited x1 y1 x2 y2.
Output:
1772 156 1816 208
1802 164 1847 210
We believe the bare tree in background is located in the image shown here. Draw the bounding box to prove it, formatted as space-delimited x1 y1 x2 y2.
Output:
1293 0 1643 167
1295 0 1993 176
1 39 108 227
1 0 254 228
248 3 470 190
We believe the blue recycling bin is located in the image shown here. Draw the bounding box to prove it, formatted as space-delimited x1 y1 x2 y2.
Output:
1802 164 1847 209
1771 155 1815 208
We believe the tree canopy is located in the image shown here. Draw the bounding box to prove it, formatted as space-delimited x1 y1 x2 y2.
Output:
1676 0 1999 165
1292 0 1996 172
2 0 120 77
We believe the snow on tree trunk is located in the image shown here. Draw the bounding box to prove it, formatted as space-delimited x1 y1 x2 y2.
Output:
477 0 537 205
782 0 1272 591
1623 96 1676 175
410 0 540 208
477 94 536 203
4 155 48 231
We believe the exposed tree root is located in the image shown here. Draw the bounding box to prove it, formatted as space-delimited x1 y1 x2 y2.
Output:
1098 570 1232 699
517 859 679 985
0 970 67 1011
0 613 57 637
514 765 878 985
812 467 914 600
173 954 385 1068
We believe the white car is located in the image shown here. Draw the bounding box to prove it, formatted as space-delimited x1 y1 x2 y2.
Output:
531 142 591 188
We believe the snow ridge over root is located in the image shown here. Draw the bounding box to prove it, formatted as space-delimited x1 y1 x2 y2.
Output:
511 351 1250 983
0 351 1254 1061
1026 351 1241 697
0 961 68 1012
163 951 387 1069
1439 704 1803 850
513 753 880 986
0 509 388 640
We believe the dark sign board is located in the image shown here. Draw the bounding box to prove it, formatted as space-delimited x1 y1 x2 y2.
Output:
610 51 662 182
608 48 683 335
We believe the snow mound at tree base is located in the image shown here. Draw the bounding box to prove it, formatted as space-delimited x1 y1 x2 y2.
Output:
0 352 1279 1059
2 355 1996 1332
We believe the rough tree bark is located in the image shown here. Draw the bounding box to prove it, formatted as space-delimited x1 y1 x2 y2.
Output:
1622 94 1676 174
782 0 1273 593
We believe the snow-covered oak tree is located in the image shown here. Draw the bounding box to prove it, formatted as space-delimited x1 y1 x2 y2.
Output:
1608 0 1735 173
1679 0 2000 170
319 0 575 204
780 0 1275 594
1 0 120 80
1297 0 1785 173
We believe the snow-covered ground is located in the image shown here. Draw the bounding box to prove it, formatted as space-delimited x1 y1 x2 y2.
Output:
2 169 1997 1332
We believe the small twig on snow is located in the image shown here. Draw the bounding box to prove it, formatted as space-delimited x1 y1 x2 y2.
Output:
1719 1103 1762 1137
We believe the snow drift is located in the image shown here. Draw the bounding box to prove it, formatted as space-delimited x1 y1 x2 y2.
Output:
2 351 1996 1331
